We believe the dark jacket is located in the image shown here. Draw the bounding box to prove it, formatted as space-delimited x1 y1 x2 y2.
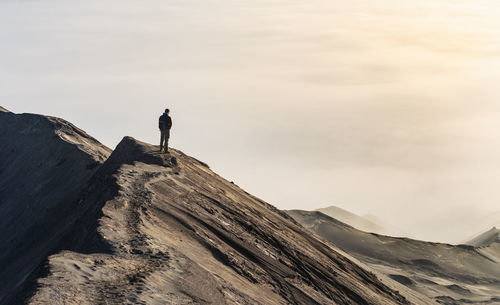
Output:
159 113 172 131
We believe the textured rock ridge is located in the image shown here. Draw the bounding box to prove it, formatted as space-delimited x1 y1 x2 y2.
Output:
19 136 410 305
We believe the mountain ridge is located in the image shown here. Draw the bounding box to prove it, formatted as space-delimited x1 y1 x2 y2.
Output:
1 110 411 304
21 136 410 304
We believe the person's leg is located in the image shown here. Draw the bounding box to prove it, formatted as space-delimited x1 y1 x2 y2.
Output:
165 130 170 152
160 130 165 152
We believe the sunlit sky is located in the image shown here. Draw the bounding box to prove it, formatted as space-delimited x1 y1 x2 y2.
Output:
2 0 500 242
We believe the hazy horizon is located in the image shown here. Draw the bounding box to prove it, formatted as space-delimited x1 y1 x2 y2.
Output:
2 0 500 243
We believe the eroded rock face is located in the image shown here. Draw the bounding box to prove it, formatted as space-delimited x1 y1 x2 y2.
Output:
18 137 410 305
0 110 111 304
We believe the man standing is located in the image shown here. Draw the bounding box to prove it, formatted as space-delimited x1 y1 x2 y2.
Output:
159 108 172 153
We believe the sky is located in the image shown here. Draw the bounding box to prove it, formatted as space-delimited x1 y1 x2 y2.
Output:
2 0 500 242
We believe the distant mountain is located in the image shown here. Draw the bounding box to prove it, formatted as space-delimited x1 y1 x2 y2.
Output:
1 109 411 305
287 210 500 305
464 227 500 248
315 205 401 236
458 213 500 241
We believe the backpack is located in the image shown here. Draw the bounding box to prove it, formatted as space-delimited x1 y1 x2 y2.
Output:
159 114 167 130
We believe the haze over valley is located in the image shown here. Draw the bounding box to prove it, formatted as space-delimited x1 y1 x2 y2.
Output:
3 0 500 243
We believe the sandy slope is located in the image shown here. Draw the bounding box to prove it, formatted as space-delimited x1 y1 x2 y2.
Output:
8 136 412 305
0 109 111 304
287 210 500 305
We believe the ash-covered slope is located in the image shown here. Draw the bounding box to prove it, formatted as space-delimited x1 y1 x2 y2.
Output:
21 137 410 305
0 109 111 304
287 210 500 305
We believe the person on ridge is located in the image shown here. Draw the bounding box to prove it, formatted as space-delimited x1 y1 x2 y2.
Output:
158 108 172 153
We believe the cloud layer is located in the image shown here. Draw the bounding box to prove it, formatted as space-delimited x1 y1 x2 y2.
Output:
2 0 500 242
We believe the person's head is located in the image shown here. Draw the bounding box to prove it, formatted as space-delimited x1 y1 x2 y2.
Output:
165 108 170 114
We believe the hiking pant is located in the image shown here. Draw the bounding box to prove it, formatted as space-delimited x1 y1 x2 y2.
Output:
160 129 170 151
